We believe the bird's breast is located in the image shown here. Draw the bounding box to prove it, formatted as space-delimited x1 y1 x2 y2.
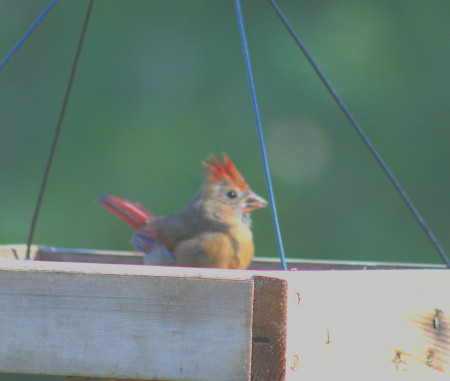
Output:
228 223 254 269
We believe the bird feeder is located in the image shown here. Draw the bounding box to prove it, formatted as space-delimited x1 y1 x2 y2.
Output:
1 245 449 381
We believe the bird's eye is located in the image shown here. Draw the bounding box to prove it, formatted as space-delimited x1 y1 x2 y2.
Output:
226 190 238 199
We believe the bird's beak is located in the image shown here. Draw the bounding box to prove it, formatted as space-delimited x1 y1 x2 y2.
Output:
242 190 268 213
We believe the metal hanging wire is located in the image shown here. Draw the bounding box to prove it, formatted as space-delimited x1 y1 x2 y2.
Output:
235 0 288 270
1 1 447 268
267 0 449 268
0 0 59 71
25 0 95 259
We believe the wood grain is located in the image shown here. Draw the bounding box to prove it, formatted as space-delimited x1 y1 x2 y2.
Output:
1 247 449 380
281 270 450 380
251 276 288 381
0 260 253 381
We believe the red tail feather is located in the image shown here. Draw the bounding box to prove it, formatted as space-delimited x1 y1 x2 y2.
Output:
97 195 156 230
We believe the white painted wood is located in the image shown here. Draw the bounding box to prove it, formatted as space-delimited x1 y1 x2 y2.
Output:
0 260 254 381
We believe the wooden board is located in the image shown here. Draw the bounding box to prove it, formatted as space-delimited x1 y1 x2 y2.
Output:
251 276 287 380
1 247 449 380
0 260 255 381
279 270 450 380
58 276 290 381
1 245 446 270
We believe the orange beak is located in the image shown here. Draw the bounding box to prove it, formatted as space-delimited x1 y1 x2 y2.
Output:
242 190 268 213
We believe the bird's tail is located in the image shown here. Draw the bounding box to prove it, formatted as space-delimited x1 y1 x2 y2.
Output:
97 195 156 230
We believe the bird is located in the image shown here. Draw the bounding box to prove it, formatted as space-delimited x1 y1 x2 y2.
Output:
97 153 267 269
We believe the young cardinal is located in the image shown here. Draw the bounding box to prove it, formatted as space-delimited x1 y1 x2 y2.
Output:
98 153 267 269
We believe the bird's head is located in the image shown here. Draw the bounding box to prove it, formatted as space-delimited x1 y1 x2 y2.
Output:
201 153 267 219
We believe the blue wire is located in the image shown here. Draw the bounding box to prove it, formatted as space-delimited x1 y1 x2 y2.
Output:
234 0 288 271
0 0 59 72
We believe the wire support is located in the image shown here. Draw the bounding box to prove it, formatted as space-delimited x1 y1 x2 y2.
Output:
234 0 288 270
269 0 449 267
26 0 95 260
0 0 59 72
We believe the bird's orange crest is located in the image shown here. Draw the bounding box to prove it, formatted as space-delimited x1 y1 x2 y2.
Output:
203 153 249 190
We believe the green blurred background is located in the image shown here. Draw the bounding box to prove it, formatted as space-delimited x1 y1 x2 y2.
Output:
1 0 449 264
0 0 449 380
